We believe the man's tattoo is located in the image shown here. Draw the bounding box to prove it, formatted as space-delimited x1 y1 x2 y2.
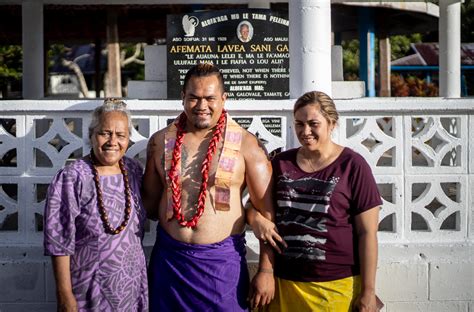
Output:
181 146 189 172
160 153 165 170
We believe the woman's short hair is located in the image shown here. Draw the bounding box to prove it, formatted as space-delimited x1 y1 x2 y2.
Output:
88 98 132 140
293 91 339 126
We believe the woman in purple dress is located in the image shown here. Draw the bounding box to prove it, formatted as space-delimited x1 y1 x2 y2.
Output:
44 99 148 312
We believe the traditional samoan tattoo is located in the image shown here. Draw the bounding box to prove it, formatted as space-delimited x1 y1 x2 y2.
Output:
181 147 200 213
181 146 189 173
160 153 165 171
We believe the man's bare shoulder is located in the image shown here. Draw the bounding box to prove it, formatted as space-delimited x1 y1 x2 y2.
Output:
241 129 270 161
148 126 171 151
151 126 170 142
146 126 172 163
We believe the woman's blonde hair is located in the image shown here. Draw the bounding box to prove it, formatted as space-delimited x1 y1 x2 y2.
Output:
293 91 339 126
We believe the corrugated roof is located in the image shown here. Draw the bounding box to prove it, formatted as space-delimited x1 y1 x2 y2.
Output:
391 43 474 66
391 53 425 66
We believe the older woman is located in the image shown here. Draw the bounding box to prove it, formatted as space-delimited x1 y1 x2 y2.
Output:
44 99 148 312
249 91 383 312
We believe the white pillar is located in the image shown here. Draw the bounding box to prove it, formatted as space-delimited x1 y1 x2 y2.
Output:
22 1 44 99
289 0 332 98
439 0 461 98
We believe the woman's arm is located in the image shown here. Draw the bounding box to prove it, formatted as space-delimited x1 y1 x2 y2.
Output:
246 204 286 254
51 255 78 312
353 206 380 312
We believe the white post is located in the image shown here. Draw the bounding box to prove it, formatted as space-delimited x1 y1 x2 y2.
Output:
439 0 461 98
22 1 44 99
289 0 332 98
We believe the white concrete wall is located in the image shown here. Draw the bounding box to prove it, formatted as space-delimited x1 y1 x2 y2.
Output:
0 98 472 311
128 45 168 99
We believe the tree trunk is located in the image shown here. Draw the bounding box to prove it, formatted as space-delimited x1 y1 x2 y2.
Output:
61 58 89 97
106 9 122 98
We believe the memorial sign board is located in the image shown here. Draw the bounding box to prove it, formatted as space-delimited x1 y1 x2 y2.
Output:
167 9 289 100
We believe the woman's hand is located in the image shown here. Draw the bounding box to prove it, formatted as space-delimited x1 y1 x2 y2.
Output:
51 256 77 312
57 291 78 312
353 291 379 312
247 205 287 253
354 207 380 312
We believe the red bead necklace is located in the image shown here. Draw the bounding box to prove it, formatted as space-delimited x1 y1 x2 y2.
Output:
90 151 132 235
168 110 227 228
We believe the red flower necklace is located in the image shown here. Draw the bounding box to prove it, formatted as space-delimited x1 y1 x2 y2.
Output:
90 150 132 235
169 110 227 228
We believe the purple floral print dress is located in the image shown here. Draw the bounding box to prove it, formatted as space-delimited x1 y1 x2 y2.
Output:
44 157 148 311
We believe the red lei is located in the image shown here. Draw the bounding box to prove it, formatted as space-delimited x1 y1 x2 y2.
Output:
168 110 227 228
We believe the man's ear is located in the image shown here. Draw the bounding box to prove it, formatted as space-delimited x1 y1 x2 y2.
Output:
222 92 228 102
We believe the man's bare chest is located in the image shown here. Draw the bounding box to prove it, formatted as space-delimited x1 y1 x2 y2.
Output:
180 137 223 184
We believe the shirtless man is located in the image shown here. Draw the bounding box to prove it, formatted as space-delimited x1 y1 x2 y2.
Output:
143 63 277 311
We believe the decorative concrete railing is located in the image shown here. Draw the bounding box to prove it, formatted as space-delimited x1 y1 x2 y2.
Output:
0 98 472 247
0 98 473 310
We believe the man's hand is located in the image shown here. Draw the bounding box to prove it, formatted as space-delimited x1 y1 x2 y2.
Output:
248 270 275 309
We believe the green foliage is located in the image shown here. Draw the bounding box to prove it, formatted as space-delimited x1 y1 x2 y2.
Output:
47 44 67 69
0 45 22 82
342 33 424 81
0 45 22 96
121 43 145 81
342 39 360 81
389 34 422 61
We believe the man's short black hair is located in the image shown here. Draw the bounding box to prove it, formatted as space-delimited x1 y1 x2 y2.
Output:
182 63 225 94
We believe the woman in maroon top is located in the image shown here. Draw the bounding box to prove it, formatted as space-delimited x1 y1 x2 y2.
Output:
248 91 382 312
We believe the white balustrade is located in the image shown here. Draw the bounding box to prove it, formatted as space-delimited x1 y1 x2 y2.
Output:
0 98 472 247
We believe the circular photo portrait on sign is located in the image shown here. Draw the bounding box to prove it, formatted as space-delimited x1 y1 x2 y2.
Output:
237 21 253 43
